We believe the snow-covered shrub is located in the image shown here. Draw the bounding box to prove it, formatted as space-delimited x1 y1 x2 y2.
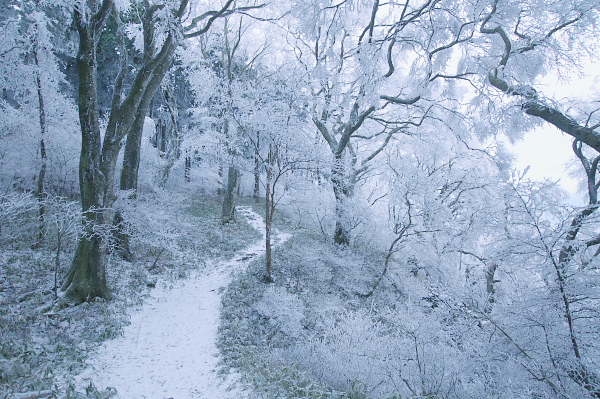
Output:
0 192 39 247
0 193 80 251
221 224 589 398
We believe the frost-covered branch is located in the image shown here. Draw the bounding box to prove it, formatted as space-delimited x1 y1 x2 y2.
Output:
481 1 600 153
183 2 266 39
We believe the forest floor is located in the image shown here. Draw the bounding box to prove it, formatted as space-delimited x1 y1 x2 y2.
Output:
68 206 291 398
0 194 270 399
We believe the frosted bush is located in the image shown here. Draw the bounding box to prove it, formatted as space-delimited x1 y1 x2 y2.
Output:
254 285 307 340
283 305 481 399
0 192 38 247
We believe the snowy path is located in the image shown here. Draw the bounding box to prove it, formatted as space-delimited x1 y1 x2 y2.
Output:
74 206 290 399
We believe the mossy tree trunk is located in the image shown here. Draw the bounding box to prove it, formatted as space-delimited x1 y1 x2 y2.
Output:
63 0 251 302
63 0 185 302
62 1 112 302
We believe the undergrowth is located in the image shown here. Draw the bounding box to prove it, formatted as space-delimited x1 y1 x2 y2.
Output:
0 193 260 399
218 225 402 399
218 208 505 399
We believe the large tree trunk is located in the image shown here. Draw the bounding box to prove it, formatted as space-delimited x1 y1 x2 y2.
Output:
120 109 146 196
63 1 180 302
61 227 109 300
63 5 111 302
64 0 236 302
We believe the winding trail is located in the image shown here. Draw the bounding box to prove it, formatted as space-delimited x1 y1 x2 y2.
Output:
74 206 290 399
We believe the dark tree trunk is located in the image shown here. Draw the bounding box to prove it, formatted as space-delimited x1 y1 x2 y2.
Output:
61 227 109 301
221 165 238 223
119 110 145 197
114 77 158 260
333 203 349 245
120 52 174 194
184 155 191 182
113 107 146 261
33 35 47 245
63 4 111 302
217 164 224 196
64 0 236 302
64 0 181 302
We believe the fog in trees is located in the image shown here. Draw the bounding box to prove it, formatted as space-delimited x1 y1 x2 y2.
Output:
1 0 600 398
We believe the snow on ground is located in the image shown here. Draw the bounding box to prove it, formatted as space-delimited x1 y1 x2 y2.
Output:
72 206 290 399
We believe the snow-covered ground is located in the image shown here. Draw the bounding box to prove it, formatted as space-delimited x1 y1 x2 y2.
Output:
73 206 290 399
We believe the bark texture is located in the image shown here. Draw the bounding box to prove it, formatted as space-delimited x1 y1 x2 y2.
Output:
221 166 239 224
63 1 112 302
64 0 185 302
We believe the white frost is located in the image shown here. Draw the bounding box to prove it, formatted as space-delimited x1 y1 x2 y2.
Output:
73 206 289 399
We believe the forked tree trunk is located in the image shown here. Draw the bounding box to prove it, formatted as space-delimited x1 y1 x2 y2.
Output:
62 6 111 302
115 10 180 258
64 0 238 302
64 1 180 302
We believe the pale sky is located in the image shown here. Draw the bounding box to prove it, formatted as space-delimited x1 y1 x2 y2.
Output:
510 65 598 205
511 127 582 204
